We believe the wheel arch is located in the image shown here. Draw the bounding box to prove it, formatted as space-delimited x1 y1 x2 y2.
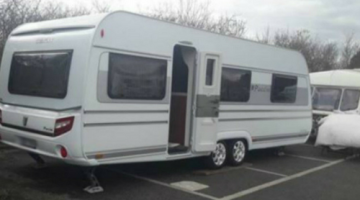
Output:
217 131 253 150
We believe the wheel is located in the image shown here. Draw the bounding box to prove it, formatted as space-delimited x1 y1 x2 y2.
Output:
204 141 227 169
227 140 247 166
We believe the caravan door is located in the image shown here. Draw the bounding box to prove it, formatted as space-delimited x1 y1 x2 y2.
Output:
192 53 222 152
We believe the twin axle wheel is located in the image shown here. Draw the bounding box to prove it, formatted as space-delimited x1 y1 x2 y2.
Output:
205 140 247 169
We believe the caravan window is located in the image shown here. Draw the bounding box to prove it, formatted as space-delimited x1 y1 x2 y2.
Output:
271 74 297 103
312 88 341 111
340 89 360 111
108 53 167 100
220 68 251 102
8 51 72 99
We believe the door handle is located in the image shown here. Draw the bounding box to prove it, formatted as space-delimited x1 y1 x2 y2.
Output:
192 103 197 116
211 99 219 104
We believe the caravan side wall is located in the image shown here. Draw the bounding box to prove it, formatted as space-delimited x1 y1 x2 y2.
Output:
80 12 312 165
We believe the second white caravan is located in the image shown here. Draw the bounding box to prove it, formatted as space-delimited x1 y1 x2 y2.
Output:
310 69 360 135
0 12 312 170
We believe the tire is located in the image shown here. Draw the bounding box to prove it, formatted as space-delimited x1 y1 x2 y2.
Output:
204 141 227 169
227 139 247 166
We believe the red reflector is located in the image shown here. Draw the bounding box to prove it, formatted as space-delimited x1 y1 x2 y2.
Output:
54 116 74 136
100 29 104 38
60 146 68 158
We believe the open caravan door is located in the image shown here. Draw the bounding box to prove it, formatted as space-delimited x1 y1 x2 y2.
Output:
192 52 222 152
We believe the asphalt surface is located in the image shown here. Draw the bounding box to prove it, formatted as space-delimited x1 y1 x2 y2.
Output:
0 143 359 200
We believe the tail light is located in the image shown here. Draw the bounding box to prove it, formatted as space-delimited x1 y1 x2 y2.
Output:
54 116 74 136
60 146 68 158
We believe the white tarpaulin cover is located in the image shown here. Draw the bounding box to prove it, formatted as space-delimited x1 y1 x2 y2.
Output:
316 113 360 148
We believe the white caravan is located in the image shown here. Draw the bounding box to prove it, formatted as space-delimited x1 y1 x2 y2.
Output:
0 11 311 181
310 70 360 133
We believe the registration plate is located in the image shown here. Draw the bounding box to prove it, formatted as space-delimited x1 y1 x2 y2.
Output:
19 137 37 149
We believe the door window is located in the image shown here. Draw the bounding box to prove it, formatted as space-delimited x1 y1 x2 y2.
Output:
205 59 216 86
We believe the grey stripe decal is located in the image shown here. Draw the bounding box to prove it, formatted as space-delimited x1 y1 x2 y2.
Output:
252 133 309 142
86 146 167 160
84 110 169 114
219 116 311 122
220 109 311 113
84 121 168 127
196 95 220 117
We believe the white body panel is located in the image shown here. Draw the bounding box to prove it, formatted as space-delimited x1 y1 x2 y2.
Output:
0 11 311 166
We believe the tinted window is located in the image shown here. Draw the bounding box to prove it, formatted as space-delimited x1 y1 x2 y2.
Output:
205 59 215 86
271 74 297 103
8 51 72 99
312 88 342 111
220 68 251 102
108 53 167 100
340 89 360 111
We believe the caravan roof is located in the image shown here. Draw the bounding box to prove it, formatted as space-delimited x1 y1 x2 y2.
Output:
310 69 360 88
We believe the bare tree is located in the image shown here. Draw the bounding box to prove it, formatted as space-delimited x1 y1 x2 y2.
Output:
92 0 111 13
340 33 360 69
41 2 91 20
348 50 360 69
145 0 246 38
0 0 102 62
272 29 339 72
256 26 271 44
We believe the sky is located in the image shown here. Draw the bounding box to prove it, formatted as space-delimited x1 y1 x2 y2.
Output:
50 0 360 44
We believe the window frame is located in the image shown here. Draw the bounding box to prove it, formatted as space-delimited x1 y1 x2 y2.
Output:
107 52 168 101
270 74 298 104
8 50 73 99
220 67 252 103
